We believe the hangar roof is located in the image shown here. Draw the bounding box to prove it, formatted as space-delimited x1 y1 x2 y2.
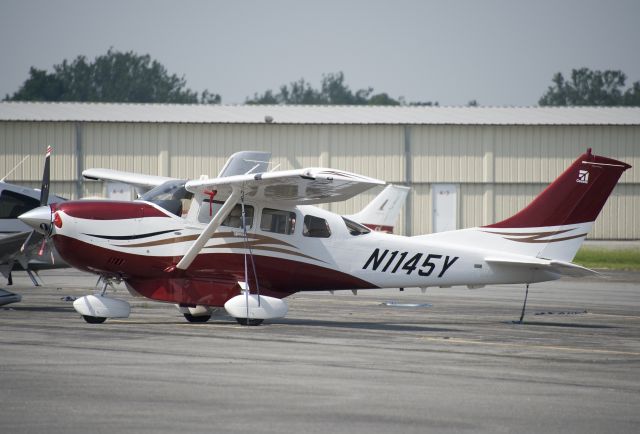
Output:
1 101 639 125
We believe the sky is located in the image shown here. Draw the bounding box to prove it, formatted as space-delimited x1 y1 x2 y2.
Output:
1 0 639 106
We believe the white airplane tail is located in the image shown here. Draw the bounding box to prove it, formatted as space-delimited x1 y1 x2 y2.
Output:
417 149 631 263
347 184 409 233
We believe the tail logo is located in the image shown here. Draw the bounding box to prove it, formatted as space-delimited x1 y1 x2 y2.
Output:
577 170 589 184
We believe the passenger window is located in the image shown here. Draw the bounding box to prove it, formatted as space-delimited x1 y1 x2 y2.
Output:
261 208 296 235
0 190 40 219
224 204 254 229
303 215 331 238
197 200 253 229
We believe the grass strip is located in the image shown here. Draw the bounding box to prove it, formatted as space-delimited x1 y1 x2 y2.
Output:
573 248 640 271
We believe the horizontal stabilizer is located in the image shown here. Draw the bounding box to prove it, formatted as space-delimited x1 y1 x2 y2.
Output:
485 256 598 277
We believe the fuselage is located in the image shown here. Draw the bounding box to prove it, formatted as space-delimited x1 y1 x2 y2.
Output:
49 199 559 307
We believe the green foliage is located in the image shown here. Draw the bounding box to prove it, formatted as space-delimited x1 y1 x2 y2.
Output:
367 93 400 106
539 68 640 106
246 72 436 106
573 247 640 271
5 49 220 104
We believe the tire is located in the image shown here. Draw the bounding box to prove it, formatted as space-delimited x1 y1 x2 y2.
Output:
82 315 107 324
235 317 263 326
183 313 211 323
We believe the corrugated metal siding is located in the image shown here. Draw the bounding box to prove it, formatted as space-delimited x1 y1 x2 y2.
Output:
592 184 640 239
328 125 404 182
494 126 639 184
83 123 168 176
1 120 638 239
411 126 487 183
411 185 433 235
1 121 76 182
459 184 485 229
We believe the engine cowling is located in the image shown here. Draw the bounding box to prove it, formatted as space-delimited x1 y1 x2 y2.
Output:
224 294 288 320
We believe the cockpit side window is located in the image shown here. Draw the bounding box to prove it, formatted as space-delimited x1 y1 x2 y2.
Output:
198 200 254 229
303 215 331 238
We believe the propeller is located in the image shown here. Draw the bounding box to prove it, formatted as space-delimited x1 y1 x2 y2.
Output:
19 146 54 256
39 146 52 207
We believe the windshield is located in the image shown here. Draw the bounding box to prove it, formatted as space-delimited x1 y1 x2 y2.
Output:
140 180 192 216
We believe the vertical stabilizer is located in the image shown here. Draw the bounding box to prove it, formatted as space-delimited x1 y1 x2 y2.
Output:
347 184 410 233
481 149 631 261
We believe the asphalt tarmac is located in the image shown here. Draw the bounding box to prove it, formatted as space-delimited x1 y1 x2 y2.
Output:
1 269 639 434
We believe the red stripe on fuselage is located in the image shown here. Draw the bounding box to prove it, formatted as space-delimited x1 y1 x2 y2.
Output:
53 234 377 306
55 201 169 220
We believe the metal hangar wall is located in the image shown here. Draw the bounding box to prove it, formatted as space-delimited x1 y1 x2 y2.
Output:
1 102 639 239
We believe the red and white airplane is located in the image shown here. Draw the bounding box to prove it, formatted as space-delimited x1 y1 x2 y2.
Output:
19 149 630 325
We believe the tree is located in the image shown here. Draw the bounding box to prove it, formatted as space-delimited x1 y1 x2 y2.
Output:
5 49 220 104
246 72 427 106
539 68 640 106
367 93 400 106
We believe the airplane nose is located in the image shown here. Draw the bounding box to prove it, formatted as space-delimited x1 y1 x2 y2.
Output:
19 205 52 234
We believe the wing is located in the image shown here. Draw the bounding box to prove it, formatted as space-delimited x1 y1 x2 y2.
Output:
83 168 176 194
485 257 598 277
0 232 31 264
185 168 385 205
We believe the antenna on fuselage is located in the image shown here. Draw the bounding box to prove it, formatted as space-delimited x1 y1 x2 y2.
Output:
1 155 30 182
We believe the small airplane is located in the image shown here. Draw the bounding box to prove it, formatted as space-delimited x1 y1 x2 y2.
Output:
19 149 630 325
0 147 66 286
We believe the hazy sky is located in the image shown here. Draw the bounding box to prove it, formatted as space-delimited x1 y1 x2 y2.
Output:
1 0 639 106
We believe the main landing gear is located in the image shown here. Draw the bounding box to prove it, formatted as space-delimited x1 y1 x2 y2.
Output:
235 318 264 326
74 278 130 324
183 313 212 323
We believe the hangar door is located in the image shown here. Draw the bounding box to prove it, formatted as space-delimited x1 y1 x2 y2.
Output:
432 184 458 233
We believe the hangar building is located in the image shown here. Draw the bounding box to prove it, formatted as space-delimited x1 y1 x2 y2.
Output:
1 102 638 239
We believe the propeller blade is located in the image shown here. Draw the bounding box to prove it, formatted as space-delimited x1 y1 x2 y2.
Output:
19 230 35 253
39 146 52 206
38 237 47 256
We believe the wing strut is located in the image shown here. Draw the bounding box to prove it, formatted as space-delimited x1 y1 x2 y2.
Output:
174 188 241 271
